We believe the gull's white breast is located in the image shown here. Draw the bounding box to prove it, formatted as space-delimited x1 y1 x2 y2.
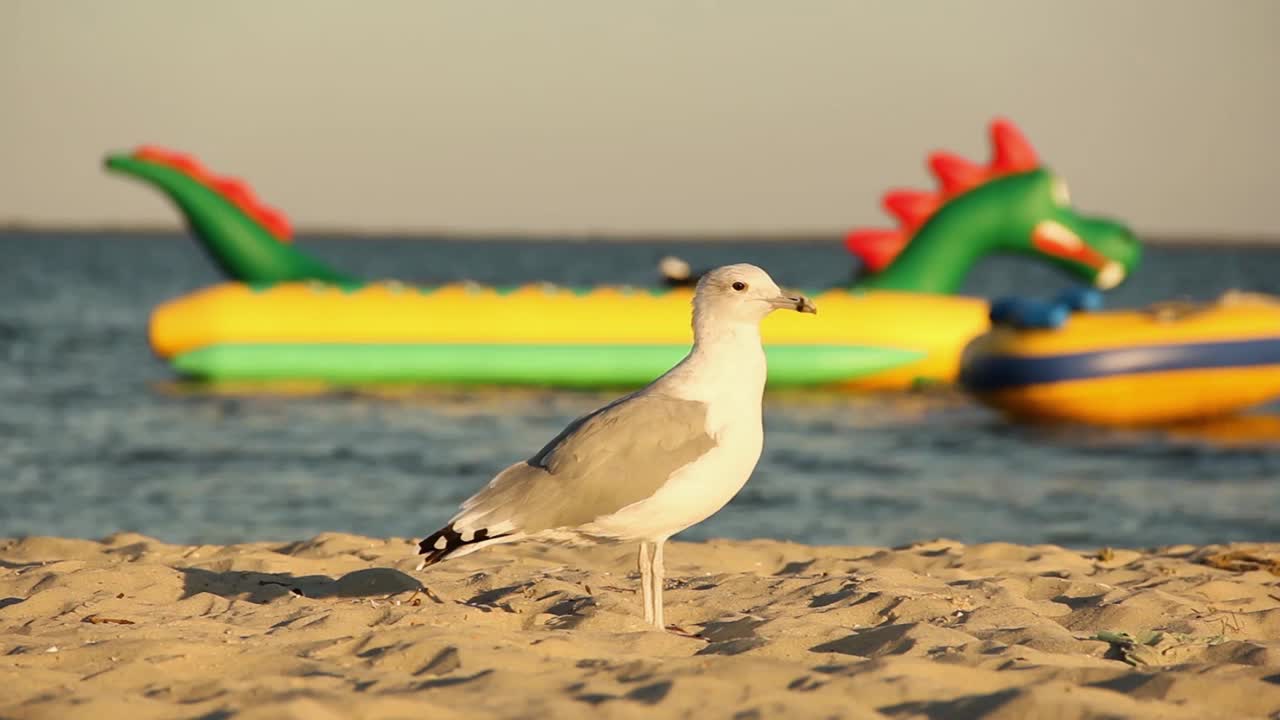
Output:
585 388 764 542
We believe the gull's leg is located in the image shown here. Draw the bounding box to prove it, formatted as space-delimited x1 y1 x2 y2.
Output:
653 540 666 629
639 541 654 625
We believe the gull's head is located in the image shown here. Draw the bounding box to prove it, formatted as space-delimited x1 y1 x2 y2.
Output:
693 264 816 325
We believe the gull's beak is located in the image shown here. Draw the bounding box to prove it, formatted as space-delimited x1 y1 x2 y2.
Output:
771 292 817 314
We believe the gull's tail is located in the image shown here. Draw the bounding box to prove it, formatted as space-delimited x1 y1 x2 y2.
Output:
417 523 516 567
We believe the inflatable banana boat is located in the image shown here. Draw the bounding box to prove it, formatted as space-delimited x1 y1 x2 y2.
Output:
110 119 1142 390
960 292 1280 425
151 282 989 389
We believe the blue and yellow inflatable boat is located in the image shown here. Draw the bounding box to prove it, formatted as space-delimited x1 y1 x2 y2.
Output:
960 292 1280 425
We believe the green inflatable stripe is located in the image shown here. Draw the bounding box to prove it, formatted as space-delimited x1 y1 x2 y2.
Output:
171 343 925 388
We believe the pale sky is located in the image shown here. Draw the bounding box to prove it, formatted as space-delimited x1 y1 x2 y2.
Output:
3 0 1278 238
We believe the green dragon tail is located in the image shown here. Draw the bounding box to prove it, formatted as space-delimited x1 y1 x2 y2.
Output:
104 147 354 284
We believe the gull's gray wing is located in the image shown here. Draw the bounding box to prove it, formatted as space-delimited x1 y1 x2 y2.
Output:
455 392 716 534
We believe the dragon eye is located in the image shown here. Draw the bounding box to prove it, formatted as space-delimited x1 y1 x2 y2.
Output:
1052 177 1071 206
731 281 747 292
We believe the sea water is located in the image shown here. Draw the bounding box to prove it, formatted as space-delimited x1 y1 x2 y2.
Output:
2 231 1277 549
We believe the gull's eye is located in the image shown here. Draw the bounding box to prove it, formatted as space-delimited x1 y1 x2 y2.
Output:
731 281 747 292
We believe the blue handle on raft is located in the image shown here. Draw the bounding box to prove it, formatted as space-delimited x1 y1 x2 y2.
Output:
1055 286 1104 312
989 286 1103 330
989 298 1070 329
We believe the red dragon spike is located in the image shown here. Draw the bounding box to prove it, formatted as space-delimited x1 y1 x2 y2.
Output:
928 152 987 196
845 118 1041 273
131 146 293 243
989 118 1038 172
882 189 941 232
844 228 908 273
136 146 208 182
212 177 255 209
253 207 294 243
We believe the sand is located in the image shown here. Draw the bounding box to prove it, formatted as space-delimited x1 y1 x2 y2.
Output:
1 533 1278 719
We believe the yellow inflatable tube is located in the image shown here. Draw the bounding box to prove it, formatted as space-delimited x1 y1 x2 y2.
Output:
151 282 993 389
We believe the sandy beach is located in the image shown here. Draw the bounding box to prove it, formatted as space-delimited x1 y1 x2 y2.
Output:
2 533 1278 719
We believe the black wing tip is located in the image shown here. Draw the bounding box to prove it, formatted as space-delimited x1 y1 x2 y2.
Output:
416 524 503 567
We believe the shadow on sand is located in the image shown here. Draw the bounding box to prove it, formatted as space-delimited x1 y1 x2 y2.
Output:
178 566 423 603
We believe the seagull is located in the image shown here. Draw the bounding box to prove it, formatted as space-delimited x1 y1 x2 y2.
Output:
658 255 701 287
416 264 817 629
